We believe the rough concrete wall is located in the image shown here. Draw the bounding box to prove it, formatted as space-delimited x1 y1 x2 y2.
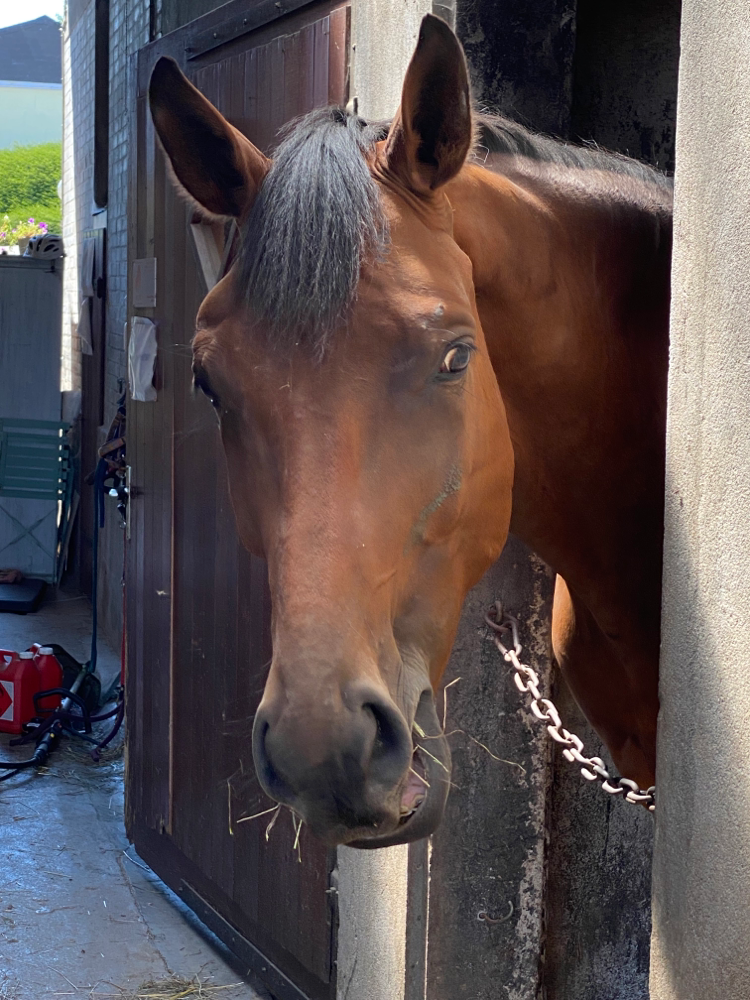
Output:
424 538 555 1000
651 3 750 997
350 0 431 121
336 846 409 1000
62 1 95 393
455 0 576 136
544 680 652 1000
571 0 681 172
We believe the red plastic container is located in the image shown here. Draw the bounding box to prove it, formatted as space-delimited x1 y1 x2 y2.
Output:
0 650 41 735
34 647 63 713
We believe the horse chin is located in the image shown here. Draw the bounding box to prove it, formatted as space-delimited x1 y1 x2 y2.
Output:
347 692 452 849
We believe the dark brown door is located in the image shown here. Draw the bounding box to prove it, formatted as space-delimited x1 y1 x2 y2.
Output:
125 5 350 999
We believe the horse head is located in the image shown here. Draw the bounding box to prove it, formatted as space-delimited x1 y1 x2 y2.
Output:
149 15 513 847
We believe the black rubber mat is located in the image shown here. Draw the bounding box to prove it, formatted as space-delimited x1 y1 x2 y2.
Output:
0 579 46 614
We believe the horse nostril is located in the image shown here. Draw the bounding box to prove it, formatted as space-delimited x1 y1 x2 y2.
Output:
354 687 412 788
367 701 404 763
252 712 293 804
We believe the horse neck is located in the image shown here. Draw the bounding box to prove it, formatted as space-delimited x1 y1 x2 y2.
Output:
449 161 673 603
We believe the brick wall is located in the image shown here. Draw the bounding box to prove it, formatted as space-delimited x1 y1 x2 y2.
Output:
61 0 95 393
107 0 149 422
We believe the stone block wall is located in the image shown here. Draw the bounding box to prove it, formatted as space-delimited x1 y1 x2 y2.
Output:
62 0 95 393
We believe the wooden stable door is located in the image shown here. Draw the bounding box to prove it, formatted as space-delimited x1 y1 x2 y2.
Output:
125 5 350 998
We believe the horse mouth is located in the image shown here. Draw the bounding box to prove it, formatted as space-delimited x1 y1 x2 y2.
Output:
399 744 430 823
349 692 451 849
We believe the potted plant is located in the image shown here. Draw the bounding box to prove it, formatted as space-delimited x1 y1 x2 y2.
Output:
0 215 50 254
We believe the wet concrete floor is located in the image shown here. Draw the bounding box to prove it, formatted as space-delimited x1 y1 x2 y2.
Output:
0 589 270 999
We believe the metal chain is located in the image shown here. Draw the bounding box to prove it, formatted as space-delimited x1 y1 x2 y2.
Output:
485 602 655 812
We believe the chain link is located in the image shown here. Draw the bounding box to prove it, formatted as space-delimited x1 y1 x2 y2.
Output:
485 602 655 812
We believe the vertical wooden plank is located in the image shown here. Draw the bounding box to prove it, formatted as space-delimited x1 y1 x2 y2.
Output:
228 51 246 123
255 35 273 150
282 29 302 126
144 119 172 834
299 22 316 118
312 17 330 109
269 36 285 136
328 7 350 106
243 47 259 139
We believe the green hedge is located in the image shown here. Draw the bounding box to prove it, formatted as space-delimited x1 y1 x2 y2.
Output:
0 144 63 243
1 202 62 236
0 143 61 211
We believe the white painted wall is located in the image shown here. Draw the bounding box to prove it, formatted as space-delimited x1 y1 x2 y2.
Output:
651 3 750 997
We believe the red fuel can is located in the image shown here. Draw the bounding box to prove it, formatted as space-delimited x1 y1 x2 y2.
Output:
34 647 63 712
0 650 41 735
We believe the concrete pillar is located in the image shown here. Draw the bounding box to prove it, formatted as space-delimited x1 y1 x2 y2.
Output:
651 4 750 997
350 0 431 120
336 846 410 1000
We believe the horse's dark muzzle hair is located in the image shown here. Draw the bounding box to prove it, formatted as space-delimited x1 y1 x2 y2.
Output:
252 681 451 846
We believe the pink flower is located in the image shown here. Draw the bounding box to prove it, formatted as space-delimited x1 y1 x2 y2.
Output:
39 222 48 230
28 217 34 224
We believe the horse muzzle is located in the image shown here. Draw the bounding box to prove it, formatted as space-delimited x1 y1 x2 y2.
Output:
251 682 451 847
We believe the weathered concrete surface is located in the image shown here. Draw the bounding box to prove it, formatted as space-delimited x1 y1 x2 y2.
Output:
455 0 576 137
651 3 750 998
0 591 268 1000
424 537 555 1000
336 845 409 1000
350 0 431 121
544 678 652 1000
570 0 681 172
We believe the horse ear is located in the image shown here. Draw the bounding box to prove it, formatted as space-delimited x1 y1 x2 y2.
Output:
384 14 472 194
149 56 270 219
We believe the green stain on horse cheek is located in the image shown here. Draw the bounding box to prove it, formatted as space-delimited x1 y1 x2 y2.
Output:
406 464 463 553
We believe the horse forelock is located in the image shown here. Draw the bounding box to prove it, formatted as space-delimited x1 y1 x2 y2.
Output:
237 108 389 354
236 106 671 354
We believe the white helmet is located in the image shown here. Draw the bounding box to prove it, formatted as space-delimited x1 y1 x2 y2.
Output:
24 234 64 259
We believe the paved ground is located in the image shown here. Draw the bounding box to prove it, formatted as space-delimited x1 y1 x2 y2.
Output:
0 589 271 1000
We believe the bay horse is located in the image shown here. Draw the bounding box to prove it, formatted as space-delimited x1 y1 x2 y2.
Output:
148 14 671 847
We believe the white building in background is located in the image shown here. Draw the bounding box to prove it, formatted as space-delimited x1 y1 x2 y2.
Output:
0 16 62 149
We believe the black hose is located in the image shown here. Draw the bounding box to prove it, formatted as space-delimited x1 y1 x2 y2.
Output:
1 456 121 781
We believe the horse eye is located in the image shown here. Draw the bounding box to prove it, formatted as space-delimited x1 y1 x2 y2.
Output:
439 343 473 376
194 373 221 409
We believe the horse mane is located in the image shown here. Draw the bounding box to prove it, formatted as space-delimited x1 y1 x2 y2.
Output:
237 106 672 353
474 113 674 192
